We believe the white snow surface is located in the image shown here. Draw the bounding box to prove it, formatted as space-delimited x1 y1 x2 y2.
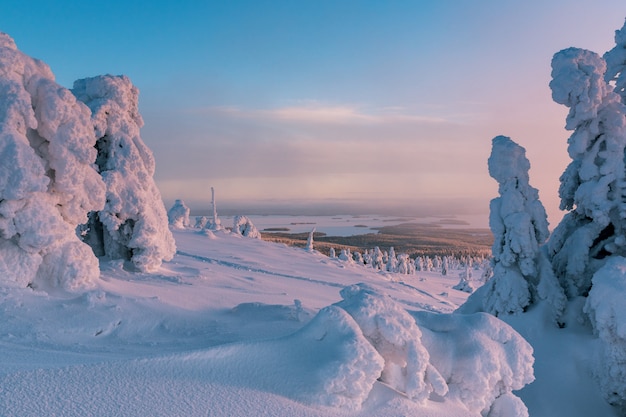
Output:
0 228 620 417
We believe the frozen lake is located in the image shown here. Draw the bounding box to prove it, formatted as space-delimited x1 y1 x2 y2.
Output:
212 214 490 237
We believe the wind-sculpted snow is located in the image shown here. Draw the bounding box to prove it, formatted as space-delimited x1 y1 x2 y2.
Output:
0 32 105 290
585 257 626 412
72 75 175 272
334 284 533 415
335 283 447 403
414 310 534 416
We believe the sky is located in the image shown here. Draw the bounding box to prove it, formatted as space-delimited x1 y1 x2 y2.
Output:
3 1 626 226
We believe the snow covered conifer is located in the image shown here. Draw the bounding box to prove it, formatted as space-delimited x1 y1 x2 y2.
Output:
0 33 106 290
604 19 626 103
72 75 175 272
479 136 565 317
386 247 398 272
168 199 191 229
205 186 223 231
305 228 315 252
233 215 261 239
547 48 626 297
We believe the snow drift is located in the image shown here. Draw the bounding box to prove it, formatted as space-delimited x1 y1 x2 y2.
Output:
335 283 533 416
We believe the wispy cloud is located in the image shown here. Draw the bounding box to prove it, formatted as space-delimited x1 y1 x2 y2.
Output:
191 102 449 125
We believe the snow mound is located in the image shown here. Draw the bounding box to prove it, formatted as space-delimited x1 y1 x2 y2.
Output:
585 256 626 412
414 311 534 416
0 32 105 290
336 284 448 403
193 305 384 410
72 75 175 272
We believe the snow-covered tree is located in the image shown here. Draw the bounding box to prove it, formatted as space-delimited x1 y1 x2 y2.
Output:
194 216 208 229
205 186 223 231
371 247 384 270
0 33 106 290
604 18 626 103
72 75 175 273
305 228 315 252
329 247 336 258
478 136 565 318
233 215 261 239
584 257 626 411
386 247 398 272
547 47 626 297
168 199 191 229
339 248 354 264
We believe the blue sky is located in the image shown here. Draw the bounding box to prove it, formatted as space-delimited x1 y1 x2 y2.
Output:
3 1 626 225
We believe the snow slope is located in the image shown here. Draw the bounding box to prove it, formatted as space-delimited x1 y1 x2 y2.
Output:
0 230 492 416
0 228 619 416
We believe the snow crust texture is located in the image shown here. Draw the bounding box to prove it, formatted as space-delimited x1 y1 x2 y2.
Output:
0 32 105 290
415 311 534 416
585 257 626 412
72 75 175 272
336 284 447 403
334 284 532 415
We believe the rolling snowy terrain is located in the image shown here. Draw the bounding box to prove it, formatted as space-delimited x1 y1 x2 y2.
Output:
0 227 619 417
3 19 626 417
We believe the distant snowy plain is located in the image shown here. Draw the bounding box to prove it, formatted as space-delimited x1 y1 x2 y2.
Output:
0 227 618 417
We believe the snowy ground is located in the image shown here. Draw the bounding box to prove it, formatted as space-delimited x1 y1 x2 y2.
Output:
0 228 619 416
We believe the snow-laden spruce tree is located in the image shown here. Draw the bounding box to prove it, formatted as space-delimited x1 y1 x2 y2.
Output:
0 33 106 290
168 199 191 229
72 75 175 272
604 18 626 103
547 48 626 297
233 215 261 239
466 136 565 318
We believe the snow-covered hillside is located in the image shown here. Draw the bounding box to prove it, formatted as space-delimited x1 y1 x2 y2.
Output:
2 22 626 417
0 228 618 417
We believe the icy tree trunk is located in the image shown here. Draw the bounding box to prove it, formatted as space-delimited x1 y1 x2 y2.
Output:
72 75 175 273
